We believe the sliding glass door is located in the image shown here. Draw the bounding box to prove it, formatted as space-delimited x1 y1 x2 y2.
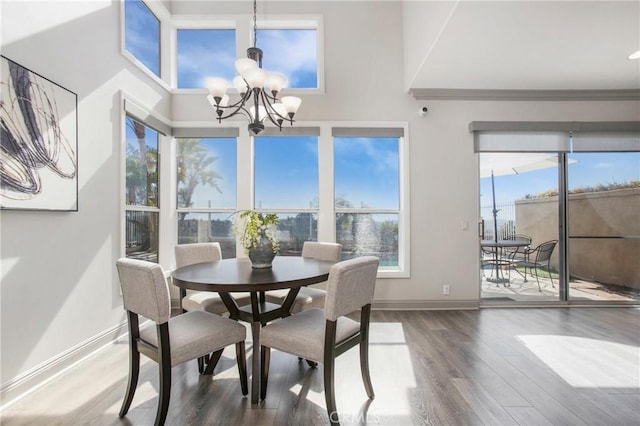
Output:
480 153 560 302
474 122 639 305
567 152 640 302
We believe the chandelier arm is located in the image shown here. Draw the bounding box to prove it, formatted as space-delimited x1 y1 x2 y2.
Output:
212 90 254 120
260 90 292 123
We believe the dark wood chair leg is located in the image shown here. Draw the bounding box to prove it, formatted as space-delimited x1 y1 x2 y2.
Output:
202 349 223 376
324 355 338 425
119 312 140 418
179 288 187 314
359 305 375 399
260 346 271 401
197 356 205 374
155 324 171 426
236 342 248 396
324 320 339 426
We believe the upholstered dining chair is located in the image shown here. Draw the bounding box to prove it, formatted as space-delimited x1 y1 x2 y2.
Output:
260 256 379 426
265 241 342 313
116 258 248 426
175 242 251 315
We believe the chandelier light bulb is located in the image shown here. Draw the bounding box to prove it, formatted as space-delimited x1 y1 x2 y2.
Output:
281 96 302 116
250 105 268 121
204 0 301 134
628 50 640 60
235 58 258 75
205 77 229 103
233 76 248 95
244 68 267 89
266 72 287 95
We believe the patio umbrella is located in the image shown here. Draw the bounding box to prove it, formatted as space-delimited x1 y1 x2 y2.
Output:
479 153 570 242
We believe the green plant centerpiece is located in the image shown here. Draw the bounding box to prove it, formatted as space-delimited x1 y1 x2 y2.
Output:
234 210 280 268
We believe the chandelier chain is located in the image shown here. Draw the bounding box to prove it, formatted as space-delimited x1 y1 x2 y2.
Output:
253 0 258 48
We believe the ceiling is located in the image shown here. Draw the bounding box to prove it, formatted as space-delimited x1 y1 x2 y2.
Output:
407 1 640 99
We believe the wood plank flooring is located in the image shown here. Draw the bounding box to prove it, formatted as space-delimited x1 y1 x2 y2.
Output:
1 307 639 425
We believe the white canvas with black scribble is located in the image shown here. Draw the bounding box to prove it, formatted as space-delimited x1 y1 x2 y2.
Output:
1 56 78 211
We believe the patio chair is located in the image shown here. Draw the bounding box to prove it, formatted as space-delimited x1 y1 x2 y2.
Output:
116 258 248 426
503 234 532 280
259 256 379 426
516 240 558 291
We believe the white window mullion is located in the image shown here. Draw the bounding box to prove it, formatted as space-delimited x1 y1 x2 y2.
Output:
317 124 334 242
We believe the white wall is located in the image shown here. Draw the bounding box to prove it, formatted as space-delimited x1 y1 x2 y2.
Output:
1 0 638 393
1 0 170 388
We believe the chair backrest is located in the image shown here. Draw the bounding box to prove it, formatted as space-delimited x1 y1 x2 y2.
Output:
324 256 379 321
511 234 532 244
175 242 222 268
301 241 342 262
535 240 558 263
116 258 171 324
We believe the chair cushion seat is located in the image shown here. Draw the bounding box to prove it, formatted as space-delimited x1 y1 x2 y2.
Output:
265 287 326 314
260 308 360 363
182 291 252 315
139 311 246 366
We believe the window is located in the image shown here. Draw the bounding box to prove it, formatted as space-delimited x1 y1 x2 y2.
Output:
124 116 159 262
256 29 318 89
177 29 236 89
254 134 319 254
124 0 160 77
334 131 403 270
176 136 238 257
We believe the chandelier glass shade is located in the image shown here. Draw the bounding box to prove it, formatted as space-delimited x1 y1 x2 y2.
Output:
205 1 302 135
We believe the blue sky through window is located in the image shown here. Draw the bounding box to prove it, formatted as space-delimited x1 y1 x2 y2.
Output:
124 0 160 77
480 152 640 206
177 29 236 89
334 137 399 210
254 136 319 209
256 29 317 89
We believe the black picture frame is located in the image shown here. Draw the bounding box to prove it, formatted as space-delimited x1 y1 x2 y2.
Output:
1 55 78 211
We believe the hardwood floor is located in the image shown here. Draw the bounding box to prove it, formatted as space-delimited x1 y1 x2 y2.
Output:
1 308 639 425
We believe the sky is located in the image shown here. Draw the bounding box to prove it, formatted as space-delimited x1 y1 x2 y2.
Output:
125 0 638 216
125 0 318 90
185 136 400 212
480 152 640 206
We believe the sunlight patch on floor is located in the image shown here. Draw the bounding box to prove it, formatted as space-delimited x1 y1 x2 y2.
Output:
517 335 640 388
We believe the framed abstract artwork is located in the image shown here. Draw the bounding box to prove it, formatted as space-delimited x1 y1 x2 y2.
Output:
1 55 78 211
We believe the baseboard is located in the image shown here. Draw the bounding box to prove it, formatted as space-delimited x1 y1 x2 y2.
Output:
373 299 479 310
0 320 129 410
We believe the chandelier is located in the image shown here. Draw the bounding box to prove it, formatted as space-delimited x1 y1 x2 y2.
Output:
205 0 302 135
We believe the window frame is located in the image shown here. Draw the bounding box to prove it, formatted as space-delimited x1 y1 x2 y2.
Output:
121 95 173 266
121 0 169 87
331 127 410 278
252 131 322 253
175 134 240 257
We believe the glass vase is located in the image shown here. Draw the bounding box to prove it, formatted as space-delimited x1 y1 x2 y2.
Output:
248 236 277 268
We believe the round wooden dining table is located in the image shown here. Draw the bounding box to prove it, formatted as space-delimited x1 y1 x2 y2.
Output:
172 256 335 404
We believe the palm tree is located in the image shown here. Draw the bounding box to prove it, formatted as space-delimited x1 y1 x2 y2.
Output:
177 139 223 220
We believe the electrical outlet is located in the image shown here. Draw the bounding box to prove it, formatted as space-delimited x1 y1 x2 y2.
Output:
443 284 450 295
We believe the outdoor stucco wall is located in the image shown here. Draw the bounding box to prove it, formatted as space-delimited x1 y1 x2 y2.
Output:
516 188 640 289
